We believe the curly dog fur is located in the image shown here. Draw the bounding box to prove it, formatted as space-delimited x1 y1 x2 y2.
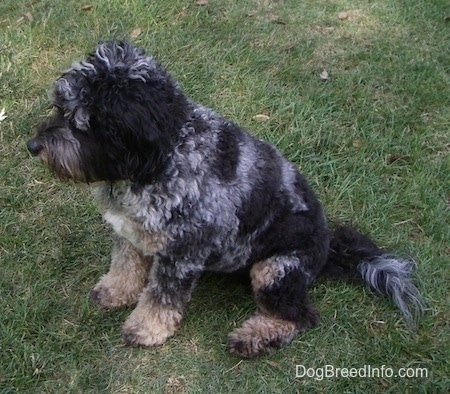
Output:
27 41 424 357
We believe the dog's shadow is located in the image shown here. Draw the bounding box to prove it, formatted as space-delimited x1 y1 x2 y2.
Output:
178 272 255 338
189 271 253 313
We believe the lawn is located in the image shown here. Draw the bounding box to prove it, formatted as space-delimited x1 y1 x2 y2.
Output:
1 0 449 392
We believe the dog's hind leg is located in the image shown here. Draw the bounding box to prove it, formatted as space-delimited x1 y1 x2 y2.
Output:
228 255 319 357
90 236 152 308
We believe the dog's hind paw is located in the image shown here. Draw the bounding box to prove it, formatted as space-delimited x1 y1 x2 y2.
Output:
227 314 299 357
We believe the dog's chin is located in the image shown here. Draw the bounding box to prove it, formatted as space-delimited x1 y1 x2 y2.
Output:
38 151 90 184
51 168 90 184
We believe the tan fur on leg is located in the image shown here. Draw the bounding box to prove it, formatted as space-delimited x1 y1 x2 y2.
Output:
228 313 298 357
91 237 152 308
122 290 182 347
228 257 315 357
250 256 298 292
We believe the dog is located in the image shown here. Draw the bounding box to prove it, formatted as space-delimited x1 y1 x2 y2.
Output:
27 41 424 357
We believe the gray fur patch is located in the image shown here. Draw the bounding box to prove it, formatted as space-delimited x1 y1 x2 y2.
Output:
358 255 425 327
53 77 90 130
94 42 157 82
281 161 308 212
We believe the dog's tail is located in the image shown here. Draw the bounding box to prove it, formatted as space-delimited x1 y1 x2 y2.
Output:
320 225 425 328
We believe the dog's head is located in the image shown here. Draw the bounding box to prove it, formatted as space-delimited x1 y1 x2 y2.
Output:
27 41 188 185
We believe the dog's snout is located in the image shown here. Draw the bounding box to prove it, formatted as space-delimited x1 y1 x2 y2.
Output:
27 139 43 156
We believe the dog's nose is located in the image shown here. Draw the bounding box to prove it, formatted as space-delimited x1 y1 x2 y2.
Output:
27 139 43 156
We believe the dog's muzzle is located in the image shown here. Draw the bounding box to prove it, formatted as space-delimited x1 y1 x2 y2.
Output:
27 138 43 156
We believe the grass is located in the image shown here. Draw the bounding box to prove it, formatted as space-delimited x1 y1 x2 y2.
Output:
1 0 449 392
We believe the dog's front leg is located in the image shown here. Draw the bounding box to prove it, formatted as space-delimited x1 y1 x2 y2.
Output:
122 257 200 347
90 235 152 308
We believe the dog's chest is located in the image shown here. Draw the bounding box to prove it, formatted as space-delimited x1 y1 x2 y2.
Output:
103 210 167 256
91 183 169 256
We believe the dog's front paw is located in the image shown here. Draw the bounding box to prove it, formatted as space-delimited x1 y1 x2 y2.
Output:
90 274 142 308
121 303 182 347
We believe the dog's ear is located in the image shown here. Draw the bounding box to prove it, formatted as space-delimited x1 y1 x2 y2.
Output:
100 93 174 185
89 42 189 185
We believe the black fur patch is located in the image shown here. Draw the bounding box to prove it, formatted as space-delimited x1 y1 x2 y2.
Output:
256 265 319 326
236 141 281 235
212 123 241 182
322 225 383 281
